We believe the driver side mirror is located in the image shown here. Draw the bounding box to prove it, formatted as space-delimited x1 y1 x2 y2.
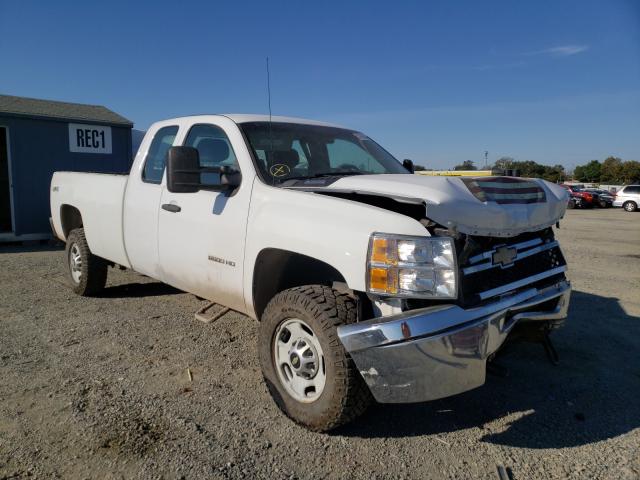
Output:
167 146 242 193
167 146 201 193
403 159 415 173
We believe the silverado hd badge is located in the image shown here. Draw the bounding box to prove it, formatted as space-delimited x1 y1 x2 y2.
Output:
208 255 236 267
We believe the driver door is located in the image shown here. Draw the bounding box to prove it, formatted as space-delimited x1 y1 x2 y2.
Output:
157 122 251 312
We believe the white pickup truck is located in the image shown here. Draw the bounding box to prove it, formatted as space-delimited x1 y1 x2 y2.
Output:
51 114 571 431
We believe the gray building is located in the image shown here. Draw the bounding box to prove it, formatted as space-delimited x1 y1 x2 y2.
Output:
0 94 133 240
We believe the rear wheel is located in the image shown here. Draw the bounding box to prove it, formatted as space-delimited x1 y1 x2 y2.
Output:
65 228 108 296
258 285 371 431
623 201 637 212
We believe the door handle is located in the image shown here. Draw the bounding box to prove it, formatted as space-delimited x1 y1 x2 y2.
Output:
161 203 181 213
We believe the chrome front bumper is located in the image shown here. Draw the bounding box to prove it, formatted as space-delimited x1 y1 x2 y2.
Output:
337 280 571 403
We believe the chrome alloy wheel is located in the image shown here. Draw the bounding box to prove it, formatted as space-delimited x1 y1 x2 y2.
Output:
69 243 82 284
273 318 326 403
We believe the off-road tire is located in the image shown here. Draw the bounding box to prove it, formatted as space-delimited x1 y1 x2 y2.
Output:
567 199 576 209
65 228 108 296
623 201 637 212
258 285 372 431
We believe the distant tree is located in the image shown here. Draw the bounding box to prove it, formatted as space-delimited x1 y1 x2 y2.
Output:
453 160 477 171
493 156 515 170
574 160 601 182
516 160 547 178
544 164 566 183
621 160 640 184
489 157 565 182
413 164 427 171
600 156 623 183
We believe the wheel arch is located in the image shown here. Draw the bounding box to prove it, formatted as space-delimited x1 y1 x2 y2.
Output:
60 204 83 239
252 248 350 320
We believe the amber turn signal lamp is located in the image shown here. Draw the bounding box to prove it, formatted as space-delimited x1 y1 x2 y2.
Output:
371 237 395 264
369 267 398 294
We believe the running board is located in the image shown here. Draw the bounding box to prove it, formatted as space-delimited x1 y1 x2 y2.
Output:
195 302 230 324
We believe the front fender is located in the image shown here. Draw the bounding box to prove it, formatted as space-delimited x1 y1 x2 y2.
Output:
243 181 427 318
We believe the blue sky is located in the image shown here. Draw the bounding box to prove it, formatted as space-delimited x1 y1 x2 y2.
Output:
1 0 639 170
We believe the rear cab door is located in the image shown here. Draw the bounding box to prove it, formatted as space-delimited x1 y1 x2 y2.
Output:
157 116 255 313
123 121 181 278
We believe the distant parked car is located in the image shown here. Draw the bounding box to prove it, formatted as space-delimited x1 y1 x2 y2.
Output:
561 185 596 208
567 196 580 209
613 185 640 212
585 188 614 208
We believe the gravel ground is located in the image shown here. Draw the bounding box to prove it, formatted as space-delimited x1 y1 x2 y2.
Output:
1 208 639 479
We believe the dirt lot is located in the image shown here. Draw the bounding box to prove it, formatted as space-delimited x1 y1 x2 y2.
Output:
1 208 639 479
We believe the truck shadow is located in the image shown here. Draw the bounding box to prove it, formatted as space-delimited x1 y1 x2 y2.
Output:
97 282 182 298
0 241 63 254
337 290 640 449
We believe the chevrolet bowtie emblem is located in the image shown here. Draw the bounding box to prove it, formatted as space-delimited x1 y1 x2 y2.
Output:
492 246 517 267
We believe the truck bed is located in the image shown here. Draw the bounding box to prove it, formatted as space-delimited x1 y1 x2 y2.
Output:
50 171 131 268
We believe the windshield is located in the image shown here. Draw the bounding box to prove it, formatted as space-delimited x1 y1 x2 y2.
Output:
239 122 409 185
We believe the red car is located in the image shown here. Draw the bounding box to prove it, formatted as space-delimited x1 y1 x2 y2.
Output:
561 185 597 208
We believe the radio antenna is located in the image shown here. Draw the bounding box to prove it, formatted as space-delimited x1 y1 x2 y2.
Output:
266 57 272 122
266 57 275 185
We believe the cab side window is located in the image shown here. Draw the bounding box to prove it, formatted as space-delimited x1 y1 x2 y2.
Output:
142 125 179 184
184 124 240 187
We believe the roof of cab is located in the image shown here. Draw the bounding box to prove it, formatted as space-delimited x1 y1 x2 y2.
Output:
224 114 340 127
165 114 342 128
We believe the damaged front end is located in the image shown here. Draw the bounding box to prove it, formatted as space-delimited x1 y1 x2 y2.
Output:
338 221 571 403
325 176 572 403
338 279 570 403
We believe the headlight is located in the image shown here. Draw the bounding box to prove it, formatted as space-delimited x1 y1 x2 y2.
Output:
367 233 457 299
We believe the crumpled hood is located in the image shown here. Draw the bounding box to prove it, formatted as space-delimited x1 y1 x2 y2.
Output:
325 174 569 237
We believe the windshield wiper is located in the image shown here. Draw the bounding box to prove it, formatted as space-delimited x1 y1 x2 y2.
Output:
281 171 367 183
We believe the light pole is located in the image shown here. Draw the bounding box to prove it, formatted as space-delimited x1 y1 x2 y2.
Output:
484 151 488 169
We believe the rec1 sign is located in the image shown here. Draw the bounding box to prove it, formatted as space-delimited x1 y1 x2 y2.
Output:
68 123 112 154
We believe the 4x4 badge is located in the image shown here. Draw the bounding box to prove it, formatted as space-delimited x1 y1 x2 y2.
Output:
492 246 517 268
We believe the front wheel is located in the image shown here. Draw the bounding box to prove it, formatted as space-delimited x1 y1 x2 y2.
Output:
258 285 371 431
65 228 108 296
623 201 638 212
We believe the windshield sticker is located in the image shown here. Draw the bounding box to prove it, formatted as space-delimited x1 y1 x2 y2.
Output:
269 164 291 177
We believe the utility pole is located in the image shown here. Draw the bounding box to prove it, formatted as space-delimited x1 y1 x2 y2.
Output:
484 151 489 169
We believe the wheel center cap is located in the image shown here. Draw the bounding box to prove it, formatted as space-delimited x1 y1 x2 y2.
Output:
288 338 319 379
290 353 301 368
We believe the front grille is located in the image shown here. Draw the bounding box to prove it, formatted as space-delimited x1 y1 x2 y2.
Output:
458 233 566 306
